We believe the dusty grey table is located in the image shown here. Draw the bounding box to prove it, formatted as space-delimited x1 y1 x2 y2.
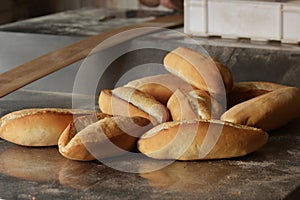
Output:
0 8 299 200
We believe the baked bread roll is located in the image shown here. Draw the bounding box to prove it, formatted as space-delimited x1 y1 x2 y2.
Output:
99 87 170 125
0 108 95 146
124 74 194 104
227 81 287 108
163 47 233 97
138 119 268 160
58 113 111 161
167 89 224 121
59 115 151 161
221 87 300 131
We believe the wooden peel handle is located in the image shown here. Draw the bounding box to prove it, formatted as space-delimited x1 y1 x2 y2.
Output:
0 14 183 98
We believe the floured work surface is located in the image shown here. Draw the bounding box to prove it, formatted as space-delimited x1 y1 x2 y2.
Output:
0 8 174 36
0 62 299 199
0 89 299 200
0 29 300 199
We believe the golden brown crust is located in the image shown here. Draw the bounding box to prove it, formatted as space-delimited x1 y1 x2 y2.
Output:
59 116 151 161
227 81 288 108
58 113 111 161
163 47 233 97
98 87 170 125
212 58 234 94
138 119 268 160
0 108 94 146
222 87 300 131
167 89 224 121
99 89 151 121
124 74 194 104
167 89 199 121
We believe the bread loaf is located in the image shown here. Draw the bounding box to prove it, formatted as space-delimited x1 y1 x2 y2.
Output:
167 89 224 121
0 108 95 146
99 87 170 125
58 113 111 161
163 47 233 97
138 119 268 160
222 87 300 131
227 81 287 108
59 115 151 161
124 74 194 104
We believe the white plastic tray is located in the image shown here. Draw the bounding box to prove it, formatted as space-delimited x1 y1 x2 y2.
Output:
184 0 300 44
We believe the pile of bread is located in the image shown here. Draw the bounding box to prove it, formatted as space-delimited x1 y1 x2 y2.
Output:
1 47 300 162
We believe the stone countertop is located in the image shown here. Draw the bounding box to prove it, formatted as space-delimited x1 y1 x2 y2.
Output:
0 35 300 199
0 90 299 199
0 8 300 200
0 8 174 36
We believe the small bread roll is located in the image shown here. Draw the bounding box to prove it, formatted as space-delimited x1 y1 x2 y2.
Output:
59 116 151 161
58 113 111 161
167 89 224 121
124 74 194 104
99 87 170 125
222 87 300 131
138 119 268 160
163 47 233 97
227 81 287 108
0 108 95 146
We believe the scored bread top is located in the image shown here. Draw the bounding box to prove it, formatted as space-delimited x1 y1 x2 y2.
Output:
186 90 212 119
232 81 287 91
59 115 151 161
59 112 111 147
112 87 169 124
0 108 98 147
167 89 225 121
138 118 268 160
124 74 195 104
141 119 264 139
0 108 94 125
125 73 194 92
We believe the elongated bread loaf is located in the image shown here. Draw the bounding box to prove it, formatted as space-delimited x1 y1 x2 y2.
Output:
124 74 194 104
59 116 151 161
227 81 287 108
222 87 300 131
163 47 233 97
58 113 111 161
167 89 224 121
0 108 95 146
138 119 268 160
99 87 170 125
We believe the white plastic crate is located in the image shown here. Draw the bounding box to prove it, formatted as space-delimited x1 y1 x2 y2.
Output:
184 0 208 36
282 1 300 43
184 0 300 44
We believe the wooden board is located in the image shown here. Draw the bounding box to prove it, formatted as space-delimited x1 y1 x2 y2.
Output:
0 14 183 98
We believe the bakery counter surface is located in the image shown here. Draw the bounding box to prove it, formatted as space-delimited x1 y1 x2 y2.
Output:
0 26 300 199
0 90 299 200
0 90 299 199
